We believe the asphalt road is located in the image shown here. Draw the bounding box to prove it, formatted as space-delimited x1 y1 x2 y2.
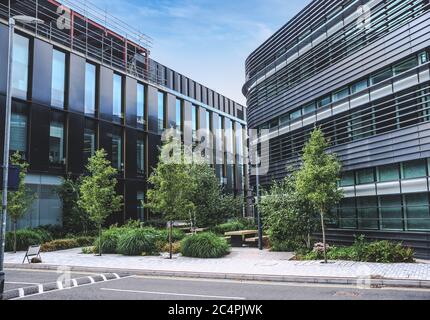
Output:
4 269 430 300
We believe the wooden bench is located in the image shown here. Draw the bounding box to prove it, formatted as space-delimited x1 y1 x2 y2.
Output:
244 236 270 248
224 230 259 247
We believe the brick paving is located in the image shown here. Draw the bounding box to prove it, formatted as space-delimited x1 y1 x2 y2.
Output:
5 248 430 281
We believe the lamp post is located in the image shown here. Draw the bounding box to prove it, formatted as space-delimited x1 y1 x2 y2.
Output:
0 15 44 300
255 150 263 251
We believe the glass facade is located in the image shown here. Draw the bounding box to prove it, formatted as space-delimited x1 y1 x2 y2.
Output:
158 91 165 134
51 49 66 108
175 99 182 131
137 191 145 222
10 110 27 155
113 74 123 123
49 116 65 166
12 34 29 99
137 83 145 128
83 120 96 164
111 128 123 171
192 105 198 143
137 134 145 175
85 63 96 116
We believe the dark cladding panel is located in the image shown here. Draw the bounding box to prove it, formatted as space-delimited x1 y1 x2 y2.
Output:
125 127 137 179
29 104 50 172
195 83 201 102
99 66 113 121
214 92 219 109
181 75 188 95
0 24 8 95
201 87 208 105
125 76 137 127
147 85 158 134
183 100 193 146
68 53 85 114
188 80 195 99
125 180 138 221
166 69 173 89
0 96 5 165
32 38 53 106
208 89 213 107
174 72 181 92
167 93 176 129
67 113 84 174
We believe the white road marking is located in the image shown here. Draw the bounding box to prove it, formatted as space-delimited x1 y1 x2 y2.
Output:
100 288 246 300
38 285 44 294
57 281 63 290
101 274 107 281
6 281 39 285
88 276 95 284
113 273 120 279
72 279 78 287
18 288 24 298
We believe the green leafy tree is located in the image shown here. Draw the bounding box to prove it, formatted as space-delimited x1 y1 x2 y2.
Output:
260 174 317 252
57 175 95 235
296 128 343 263
146 138 197 258
190 162 243 228
78 149 123 256
8 152 36 253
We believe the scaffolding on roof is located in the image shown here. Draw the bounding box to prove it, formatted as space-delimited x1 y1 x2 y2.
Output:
0 0 166 86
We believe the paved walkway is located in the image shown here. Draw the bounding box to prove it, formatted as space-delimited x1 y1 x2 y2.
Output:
5 248 430 283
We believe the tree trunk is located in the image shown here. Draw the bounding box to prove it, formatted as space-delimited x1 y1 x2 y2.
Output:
169 221 173 260
13 221 17 253
320 210 327 264
98 224 102 257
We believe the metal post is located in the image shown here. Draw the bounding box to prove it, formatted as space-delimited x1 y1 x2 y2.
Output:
0 17 15 300
255 150 263 251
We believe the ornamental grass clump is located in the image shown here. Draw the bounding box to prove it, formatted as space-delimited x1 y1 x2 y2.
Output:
117 228 159 256
180 232 230 259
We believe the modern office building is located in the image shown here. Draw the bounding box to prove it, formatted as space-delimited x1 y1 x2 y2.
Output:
0 0 247 229
243 0 430 257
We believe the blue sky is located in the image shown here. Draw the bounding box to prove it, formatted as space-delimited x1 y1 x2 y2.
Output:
87 0 311 105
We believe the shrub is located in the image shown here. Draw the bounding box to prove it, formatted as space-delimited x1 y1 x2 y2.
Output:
211 219 256 235
81 246 96 254
94 228 123 254
159 228 186 243
180 232 230 258
117 228 159 256
34 225 64 240
298 236 415 263
5 229 45 252
41 239 79 252
160 242 182 254
74 236 96 247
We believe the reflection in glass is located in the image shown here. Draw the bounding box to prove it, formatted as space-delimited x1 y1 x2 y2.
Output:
12 34 29 99
51 49 66 108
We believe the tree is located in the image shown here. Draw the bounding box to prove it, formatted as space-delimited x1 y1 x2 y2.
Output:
78 149 123 256
295 128 343 263
8 152 35 253
190 162 243 228
57 175 95 235
260 174 317 252
146 138 197 258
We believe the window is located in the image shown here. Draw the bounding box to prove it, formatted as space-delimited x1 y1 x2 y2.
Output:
158 91 165 134
420 52 428 64
137 83 145 128
85 63 96 116
51 50 66 108
12 34 29 99
137 191 145 222
340 171 355 187
175 99 182 131
332 87 349 102
317 95 331 108
351 79 368 94
357 197 379 230
371 68 393 85
49 116 65 166
356 168 375 185
113 74 123 123
405 193 430 231
137 135 145 175
378 164 400 182
303 103 316 115
83 120 96 164
111 128 123 171
290 109 302 121
402 159 427 179
380 195 403 231
393 57 418 75
339 198 357 229
10 110 27 155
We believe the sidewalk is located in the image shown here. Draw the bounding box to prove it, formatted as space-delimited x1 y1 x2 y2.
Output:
5 248 430 288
